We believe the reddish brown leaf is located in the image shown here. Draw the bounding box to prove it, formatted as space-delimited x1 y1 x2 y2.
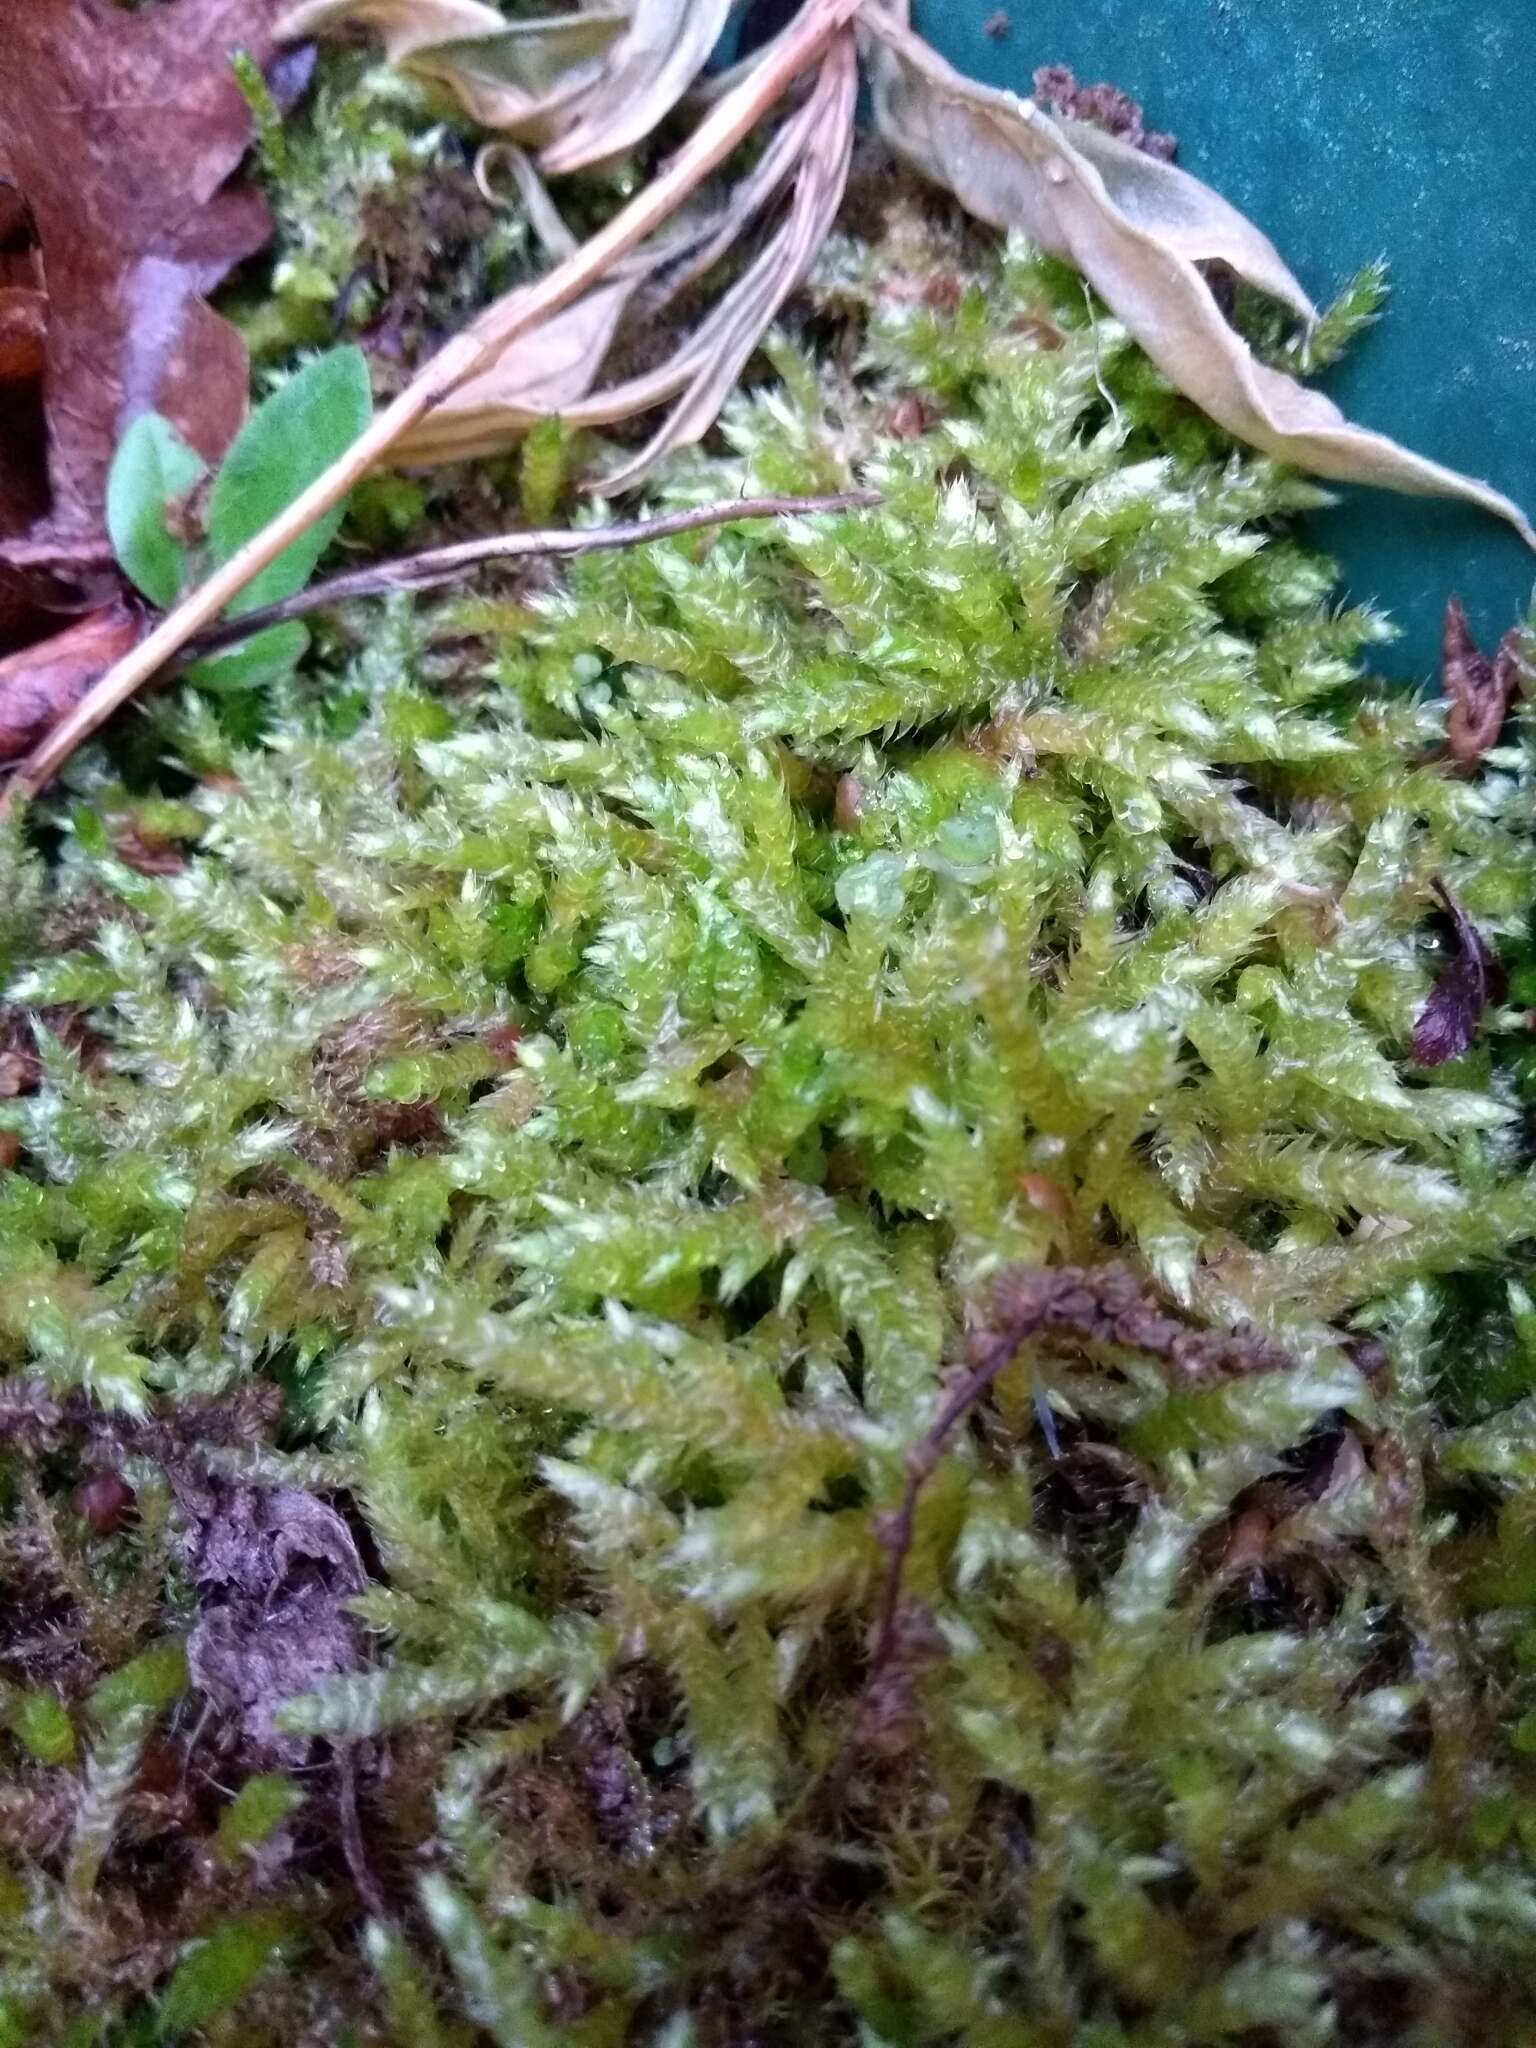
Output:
1441 595 1531 768
1412 879 1506 1067
0 287 46 384
0 600 143 763
0 0 294 598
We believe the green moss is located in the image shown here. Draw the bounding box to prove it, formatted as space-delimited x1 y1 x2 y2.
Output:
2 193 1536 2045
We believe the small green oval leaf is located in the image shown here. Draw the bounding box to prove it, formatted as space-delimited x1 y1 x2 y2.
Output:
185 622 311 694
209 348 373 616
105 413 206 608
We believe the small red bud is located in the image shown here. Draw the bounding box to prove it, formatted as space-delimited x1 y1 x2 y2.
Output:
71 1470 135 1536
833 774 865 831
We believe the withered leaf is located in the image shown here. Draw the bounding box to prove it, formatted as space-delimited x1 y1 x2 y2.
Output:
867 13 1536 546
0 0 293 580
0 601 143 764
871 22 1313 319
0 287 46 386
183 1480 366 1763
392 274 642 466
539 0 737 176
285 0 736 179
278 0 629 144
1412 882 1505 1068
1441 596 1531 768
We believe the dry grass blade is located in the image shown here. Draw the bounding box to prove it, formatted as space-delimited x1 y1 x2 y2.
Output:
865 9 1536 546
476 143 580 259
1 0 863 809
400 33 858 480
595 33 858 491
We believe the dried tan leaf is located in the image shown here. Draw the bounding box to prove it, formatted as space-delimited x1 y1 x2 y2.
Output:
1053 122 1315 323
276 0 627 140
873 33 1310 316
539 0 736 174
866 13 1536 546
393 274 640 465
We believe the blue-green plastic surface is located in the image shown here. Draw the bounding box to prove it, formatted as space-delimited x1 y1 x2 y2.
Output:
917 0 1536 679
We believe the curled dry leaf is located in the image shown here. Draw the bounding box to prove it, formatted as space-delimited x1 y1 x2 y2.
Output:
276 0 626 140
391 274 642 465
1440 595 1531 768
476 143 580 260
0 601 142 764
870 18 1313 319
540 0 737 174
278 0 735 173
864 10 1536 546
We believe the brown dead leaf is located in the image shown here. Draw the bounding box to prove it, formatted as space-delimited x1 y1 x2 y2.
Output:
182 1478 366 1764
0 288 46 386
0 601 143 764
867 12 1536 546
1440 596 1530 768
1412 879 1505 1069
0 0 293 599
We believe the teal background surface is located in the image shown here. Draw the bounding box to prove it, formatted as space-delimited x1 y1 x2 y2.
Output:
916 0 1536 680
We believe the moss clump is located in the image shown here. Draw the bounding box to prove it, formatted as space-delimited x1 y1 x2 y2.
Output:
2 200 1536 2045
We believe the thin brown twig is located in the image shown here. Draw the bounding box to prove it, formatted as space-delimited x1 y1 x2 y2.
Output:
181 492 880 661
833 1263 1293 1798
0 0 862 815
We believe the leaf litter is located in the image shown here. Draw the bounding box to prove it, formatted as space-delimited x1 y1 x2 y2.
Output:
0 0 301 564
863 7 1536 545
5 0 1535 818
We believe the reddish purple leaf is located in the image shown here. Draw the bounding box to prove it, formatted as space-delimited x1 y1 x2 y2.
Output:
1412 881 1506 1067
